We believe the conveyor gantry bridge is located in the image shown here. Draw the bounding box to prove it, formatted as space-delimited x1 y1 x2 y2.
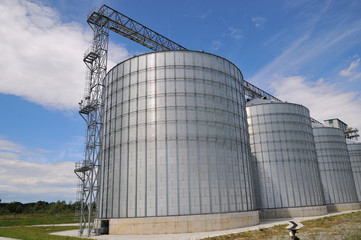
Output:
75 4 282 236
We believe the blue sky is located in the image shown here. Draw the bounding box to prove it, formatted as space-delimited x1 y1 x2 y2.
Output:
0 0 360 203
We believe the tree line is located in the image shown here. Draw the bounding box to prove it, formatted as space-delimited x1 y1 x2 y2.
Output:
0 199 80 215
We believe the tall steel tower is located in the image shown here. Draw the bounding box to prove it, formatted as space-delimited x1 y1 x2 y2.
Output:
74 7 109 236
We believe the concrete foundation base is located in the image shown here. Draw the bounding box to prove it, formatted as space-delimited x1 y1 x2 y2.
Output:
259 205 328 219
326 202 361 212
105 211 259 235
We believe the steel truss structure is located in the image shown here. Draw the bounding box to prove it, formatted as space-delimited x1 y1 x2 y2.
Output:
243 80 280 101
74 4 288 236
89 5 187 52
345 127 360 140
75 6 109 236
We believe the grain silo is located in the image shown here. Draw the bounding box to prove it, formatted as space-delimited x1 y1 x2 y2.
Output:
246 99 326 218
346 141 361 202
313 127 360 212
98 50 258 234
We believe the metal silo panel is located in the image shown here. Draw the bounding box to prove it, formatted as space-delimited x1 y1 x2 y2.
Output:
347 142 361 201
99 51 256 218
246 101 325 210
313 127 358 204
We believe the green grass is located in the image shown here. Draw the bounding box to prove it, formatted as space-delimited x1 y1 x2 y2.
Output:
203 211 361 240
0 214 83 240
0 225 83 240
0 214 77 227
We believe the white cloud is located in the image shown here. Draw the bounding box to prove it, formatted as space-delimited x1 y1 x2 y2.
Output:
252 17 266 28
1 134 83 164
108 42 130 70
228 27 242 39
196 9 212 19
55 136 84 162
339 59 359 76
339 58 361 81
0 137 24 153
248 3 361 86
211 40 223 51
37 148 55 153
0 0 129 111
349 73 361 82
271 76 361 131
0 137 77 202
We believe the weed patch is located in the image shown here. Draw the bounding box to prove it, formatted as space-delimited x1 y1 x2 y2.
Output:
203 211 361 240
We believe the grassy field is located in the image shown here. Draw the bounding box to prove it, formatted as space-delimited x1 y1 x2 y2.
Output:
0 225 82 240
0 214 77 227
203 211 361 240
0 214 82 240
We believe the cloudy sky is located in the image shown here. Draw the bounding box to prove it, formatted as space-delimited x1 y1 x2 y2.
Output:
0 0 360 203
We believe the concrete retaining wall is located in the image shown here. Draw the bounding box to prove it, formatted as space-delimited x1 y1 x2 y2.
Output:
259 205 327 219
107 211 259 235
326 203 361 213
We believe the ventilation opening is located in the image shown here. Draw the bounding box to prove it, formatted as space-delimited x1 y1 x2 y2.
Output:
99 220 109 234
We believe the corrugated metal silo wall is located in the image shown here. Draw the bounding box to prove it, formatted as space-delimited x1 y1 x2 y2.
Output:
246 102 325 209
347 142 361 201
99 50 256 218
313 127 358 204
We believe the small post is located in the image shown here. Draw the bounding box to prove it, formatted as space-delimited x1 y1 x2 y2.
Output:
286 220 303 240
